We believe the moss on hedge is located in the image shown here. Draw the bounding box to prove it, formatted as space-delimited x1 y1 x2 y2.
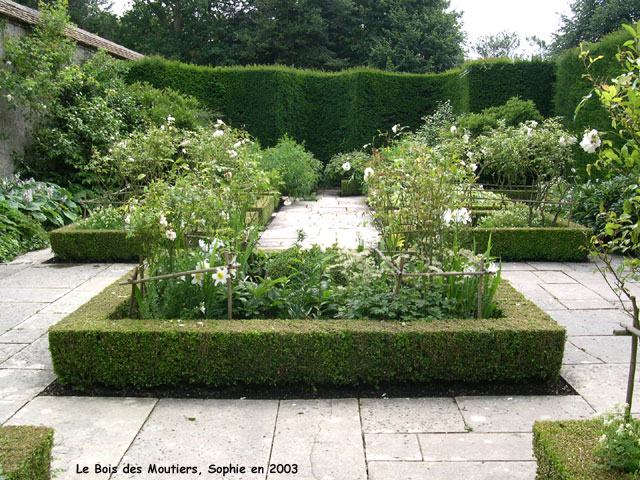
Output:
0 426 53 480
49 274 565 389
470 223 591 261
533 419 637 480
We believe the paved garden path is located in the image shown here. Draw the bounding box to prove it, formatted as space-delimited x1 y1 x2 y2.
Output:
258 188 379 250
2 247 640 479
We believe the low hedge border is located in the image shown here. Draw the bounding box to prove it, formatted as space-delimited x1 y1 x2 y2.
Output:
0 426 53 480
470 222 591 261
49 276 565 389
49 194 279 262
533 419 635 480
341 179 362 196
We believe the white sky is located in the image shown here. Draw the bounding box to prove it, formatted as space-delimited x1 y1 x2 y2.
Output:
108 0 574 57
449 0 574 56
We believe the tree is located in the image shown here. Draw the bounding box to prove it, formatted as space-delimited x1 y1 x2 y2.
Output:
551 0 640 54
473 31 521 59
18 0 120 40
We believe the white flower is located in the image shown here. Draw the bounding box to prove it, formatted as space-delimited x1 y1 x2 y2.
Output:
165 229 176 241
215 119 225 126
160 125 165 130
23 189 33 203
466 151 474 160
5 94 12 102
199 302 206 314
531 120 538 127
214 267 229 286
224 171 233 179
128 157 135 162
363 167 375 182
487 263 499 273
283 197 292 206
580 129 601 153
227 149 238 158
469 163 477 172
233 141 242 148
124 215 131 225
463 134 470 144
599 434 607 444
167 115 175 124
527 127 533 135
559 136 567 147
464 265 476 273
118 141 126 148
392 124 400 134
450 125 457 134
181 148 186 154
159 214 168 228
342 161 351 172
451 207 471 225
571 167 577 173
213 130 224 138
5 61 11 66
443 209 453 225
568 136 577 145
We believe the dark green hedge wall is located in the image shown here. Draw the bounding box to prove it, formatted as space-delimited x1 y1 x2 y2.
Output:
465 59 556 117
555 28 634 175
126 58 554 161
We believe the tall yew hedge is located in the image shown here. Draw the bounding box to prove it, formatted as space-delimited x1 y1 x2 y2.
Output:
126 58 554 160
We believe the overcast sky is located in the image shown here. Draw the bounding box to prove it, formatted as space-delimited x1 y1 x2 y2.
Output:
109 0 574 57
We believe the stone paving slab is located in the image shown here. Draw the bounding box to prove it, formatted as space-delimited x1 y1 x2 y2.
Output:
368 460 536 480
114 399 278 480
418 433 533 461
561 364 640 413
563 341 604 365
9 247 54 264
0 399 28 424
0 313 66 343
364 434 422 461
569 336 632 364
541 283 603 301
7 396 157 480
39 290 102 314
0 264 28 279
561 298 617 310
0 263 109 289
0 302 48 334
1 335 52 369
74 276 124 292
0 287 67 303
456 396 595 432
506 283 566 310
0 368 55 401
0 343 26 363
501 271 541 284
534 271 577 284
269 399 366 480
548 309 627 336
95 264 136 277
360 398 466 434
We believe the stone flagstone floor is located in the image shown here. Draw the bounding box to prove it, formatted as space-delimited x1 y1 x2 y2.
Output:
1 192 640 479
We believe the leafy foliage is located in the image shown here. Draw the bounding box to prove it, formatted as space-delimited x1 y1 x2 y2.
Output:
473 31 522 59
258 136 322 198
594 404 640 474
323 151 373 187
0 200 48 263
455 97 543 137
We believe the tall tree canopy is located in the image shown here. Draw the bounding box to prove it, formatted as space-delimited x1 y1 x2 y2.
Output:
115 0 465 73
551 0 640 53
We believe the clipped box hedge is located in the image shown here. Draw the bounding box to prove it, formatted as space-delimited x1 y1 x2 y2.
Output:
49 276 565 389
470 222 592 262
49 194 278 262
0 426 53 480
341 179 362 196
533 419 634 480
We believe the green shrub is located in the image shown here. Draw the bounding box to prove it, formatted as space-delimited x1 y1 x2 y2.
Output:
0 200 48 263
478 203 544 228
533 419 637 480
324 151 373 187
555 27 634 176
572 174 638 232
0 426 53 480
259 136 322 198
49 277 566 389
77 206 126 230
455 97 544 137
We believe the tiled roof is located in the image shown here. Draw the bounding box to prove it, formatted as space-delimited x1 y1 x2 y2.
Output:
0 0 143 60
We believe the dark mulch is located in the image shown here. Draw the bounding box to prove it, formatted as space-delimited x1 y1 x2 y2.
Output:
41 376 576 400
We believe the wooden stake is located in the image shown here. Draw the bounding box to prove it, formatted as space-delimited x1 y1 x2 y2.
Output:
477 258 484 319
625 299 639 419
128 265 139 318
225 251 233 320
394 257 405 297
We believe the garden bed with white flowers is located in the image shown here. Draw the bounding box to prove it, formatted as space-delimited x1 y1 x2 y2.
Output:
48 194 279 262
48 273 566 389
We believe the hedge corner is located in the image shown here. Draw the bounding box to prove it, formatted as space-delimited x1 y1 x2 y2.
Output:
0 426 53 480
